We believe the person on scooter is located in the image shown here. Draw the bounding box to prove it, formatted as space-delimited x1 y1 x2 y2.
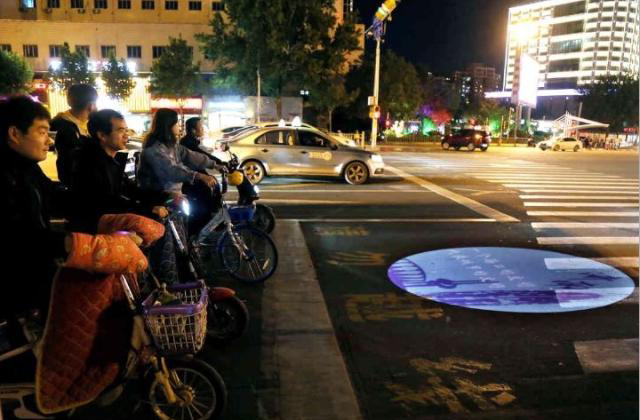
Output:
137 109 222 284
68 109 170 233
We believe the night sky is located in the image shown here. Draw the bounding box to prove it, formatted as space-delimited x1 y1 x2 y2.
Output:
354 0 531 75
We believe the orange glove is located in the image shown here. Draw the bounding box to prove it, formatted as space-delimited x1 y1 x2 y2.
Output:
97 213 165 247
65 232 148 274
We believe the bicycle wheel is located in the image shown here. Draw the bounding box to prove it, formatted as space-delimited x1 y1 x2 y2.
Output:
252 203 276 234
217 225 278 283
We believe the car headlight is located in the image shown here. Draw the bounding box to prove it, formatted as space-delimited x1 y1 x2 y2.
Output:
181 199 191 216
371 154 383 163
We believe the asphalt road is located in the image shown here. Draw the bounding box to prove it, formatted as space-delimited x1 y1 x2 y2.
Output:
244 146 639 420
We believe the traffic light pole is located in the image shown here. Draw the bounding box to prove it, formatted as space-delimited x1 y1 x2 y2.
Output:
371 36 381 149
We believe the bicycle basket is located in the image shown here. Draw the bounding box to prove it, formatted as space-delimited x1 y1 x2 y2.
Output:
142 281 208 356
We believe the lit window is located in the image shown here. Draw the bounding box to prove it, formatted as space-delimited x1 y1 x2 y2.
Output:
142 0 154 9
127 45 141 58
101 45 116 58
76 45 90 57
188 1 201 10
23 44 38 57
49 45 63 58
20 0 35 8
165 0 178 10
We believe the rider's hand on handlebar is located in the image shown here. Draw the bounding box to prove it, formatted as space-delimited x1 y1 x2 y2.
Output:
196 173 218 188
152 206 169 219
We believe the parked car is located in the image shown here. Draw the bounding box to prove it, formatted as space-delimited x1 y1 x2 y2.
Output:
442 129 491 151
225 126 385 185
538 137 582 152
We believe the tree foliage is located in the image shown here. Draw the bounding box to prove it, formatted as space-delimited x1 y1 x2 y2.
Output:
197 0 361 116
48 43 95 90
101 55 136 100
379 50 423 120
579 74 639 132
0 49 33 95
149 37 201 99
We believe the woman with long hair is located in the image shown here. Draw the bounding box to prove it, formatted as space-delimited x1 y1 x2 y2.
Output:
137 109 222 284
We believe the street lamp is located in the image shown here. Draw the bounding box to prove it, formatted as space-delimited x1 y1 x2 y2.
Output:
366 0 399 149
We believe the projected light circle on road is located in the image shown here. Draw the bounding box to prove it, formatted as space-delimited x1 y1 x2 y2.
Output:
387 247 635 313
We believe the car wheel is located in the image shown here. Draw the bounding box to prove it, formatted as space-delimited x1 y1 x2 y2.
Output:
441 141 450 150
467 142 476 151
344 161 369 185
454 146 460 151
480 146 488 152
540 145 547 151
241 160 265 184
573 145 580 152
553 144 560 151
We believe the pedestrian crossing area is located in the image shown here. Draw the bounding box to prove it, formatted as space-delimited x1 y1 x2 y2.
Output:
385 154 639 271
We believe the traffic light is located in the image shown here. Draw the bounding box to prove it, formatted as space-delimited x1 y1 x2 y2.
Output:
369 105 381 119
375 0 397 21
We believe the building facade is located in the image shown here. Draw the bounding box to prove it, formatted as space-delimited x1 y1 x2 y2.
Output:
454 63 501 105
504 0 639 91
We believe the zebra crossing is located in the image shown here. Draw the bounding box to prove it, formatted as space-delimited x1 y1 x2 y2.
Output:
385 154 639 270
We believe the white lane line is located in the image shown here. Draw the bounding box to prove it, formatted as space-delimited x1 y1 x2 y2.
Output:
545 257 639 269
574 338 639 374
480 175 624 180
490 180 638 185
527 211 638 217
524 202 639 207
521 195 639 200
386 165 519 222
236 189 430 193
282 218 497 223
519 189 639 194
537 237 639 245
507 185 638 190
259 199 357 204
533 222 639 229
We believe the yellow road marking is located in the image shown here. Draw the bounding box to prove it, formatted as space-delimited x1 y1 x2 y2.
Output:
345 293 444 322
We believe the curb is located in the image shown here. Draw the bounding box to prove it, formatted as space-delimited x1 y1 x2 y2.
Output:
260 220 362 420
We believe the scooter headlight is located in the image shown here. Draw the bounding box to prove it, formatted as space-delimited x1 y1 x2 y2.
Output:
254 186 260 194
181 199 191 216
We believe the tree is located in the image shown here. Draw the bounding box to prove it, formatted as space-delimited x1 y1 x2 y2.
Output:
101 55 136 100
379 50 423 120
149 37 202 120
0 49 33 95
580 74 639 132
308 75 358 131
197 0 361 118
48 42 95 90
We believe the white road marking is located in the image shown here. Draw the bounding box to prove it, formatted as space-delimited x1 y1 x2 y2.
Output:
507 185 638 190
234 189 430 193
490 180 638 185
281 218 497 223
479 175 624 180
524 202 639 207
532 222 639 229
537 236 639 245
259 199 358 204
519 189 638 194
528 211 638 217
521 195 639 200
574 338 639 373
386 165 519 222
544 257 639 269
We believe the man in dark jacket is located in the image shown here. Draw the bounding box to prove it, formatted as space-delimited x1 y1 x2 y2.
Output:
0 96 70 318
69 109 169 233
180 117 225 234
50 84 97 185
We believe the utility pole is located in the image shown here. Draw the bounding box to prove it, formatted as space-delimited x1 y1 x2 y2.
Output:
367 0 398 149
257 68 261 123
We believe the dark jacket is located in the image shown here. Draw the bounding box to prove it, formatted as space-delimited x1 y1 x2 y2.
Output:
51 114 90 186
0 147 70 317
69 138 169 233
180 133 223 165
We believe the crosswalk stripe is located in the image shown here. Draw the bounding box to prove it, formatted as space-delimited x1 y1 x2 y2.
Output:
521 195 639 200
532 222 639 229
527 211 638 216
479 175 623 179
537 236 639 245
574 338 639 374
507 185 637 190
489 180 638 185
524 202 639 207
519 189 638 193
545 257 639 269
